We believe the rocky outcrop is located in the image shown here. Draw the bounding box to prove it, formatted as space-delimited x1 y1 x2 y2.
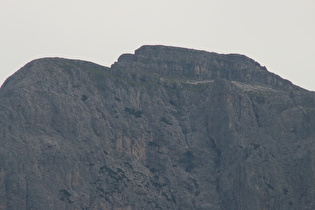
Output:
0 45 315 209
112 45 297 90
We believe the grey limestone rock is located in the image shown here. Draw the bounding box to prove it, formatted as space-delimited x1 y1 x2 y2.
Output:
0 46 315 209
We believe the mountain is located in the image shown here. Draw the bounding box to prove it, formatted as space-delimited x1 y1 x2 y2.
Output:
0 45 315 209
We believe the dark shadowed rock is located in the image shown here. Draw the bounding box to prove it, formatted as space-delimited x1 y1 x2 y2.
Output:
0 46 315 209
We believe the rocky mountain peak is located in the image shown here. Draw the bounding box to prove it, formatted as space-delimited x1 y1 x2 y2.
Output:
0 46 314 209
112 45 295 90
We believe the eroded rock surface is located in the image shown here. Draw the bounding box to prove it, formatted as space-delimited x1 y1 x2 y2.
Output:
0 45 315 209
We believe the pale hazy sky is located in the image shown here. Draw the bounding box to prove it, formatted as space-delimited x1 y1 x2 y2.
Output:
1 0 315 90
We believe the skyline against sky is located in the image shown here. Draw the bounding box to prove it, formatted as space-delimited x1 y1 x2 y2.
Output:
1 0 314 90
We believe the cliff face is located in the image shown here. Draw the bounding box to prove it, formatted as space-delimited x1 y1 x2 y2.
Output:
0 45 315 209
